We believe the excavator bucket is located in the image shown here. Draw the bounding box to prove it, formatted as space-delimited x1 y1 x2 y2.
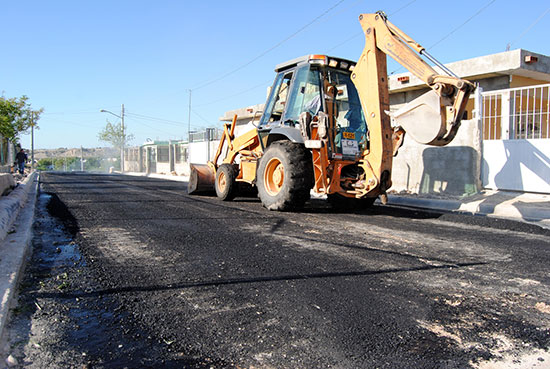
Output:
187 163 216 195
389 90 454 146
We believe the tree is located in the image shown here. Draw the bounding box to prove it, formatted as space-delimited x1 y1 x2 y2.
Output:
0 95 43 142
53 157 79 171
36 158 53 171
97 120 134 150
85 157 101 169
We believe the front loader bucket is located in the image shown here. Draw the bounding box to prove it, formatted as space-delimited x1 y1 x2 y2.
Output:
389 90 456 146
188 163 216 195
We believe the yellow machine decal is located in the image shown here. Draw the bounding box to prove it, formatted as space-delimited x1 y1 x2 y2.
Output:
342 131 355 139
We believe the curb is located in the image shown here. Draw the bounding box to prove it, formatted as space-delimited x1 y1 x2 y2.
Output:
387 195 462 213
119 171 550 227
0 172 39 359
386 194 550 226
0 172 38 243
122 171 189 182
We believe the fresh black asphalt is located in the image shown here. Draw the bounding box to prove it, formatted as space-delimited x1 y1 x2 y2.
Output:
5 172 550 368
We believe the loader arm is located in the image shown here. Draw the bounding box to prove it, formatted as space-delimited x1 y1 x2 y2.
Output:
350 11 475 199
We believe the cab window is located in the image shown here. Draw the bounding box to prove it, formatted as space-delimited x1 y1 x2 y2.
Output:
259 71 293 126
283 66 322 124
322 68 368 157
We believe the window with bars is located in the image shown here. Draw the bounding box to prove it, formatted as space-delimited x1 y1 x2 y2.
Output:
175 144 188 163
511 86 550 139
157 147 169 163
482 84 550 140
482 94 502 140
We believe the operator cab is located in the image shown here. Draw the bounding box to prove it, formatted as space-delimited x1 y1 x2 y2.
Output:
258 55 368 160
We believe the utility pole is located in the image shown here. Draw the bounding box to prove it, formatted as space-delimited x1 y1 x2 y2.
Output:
30 111 35 171
188 90 192 143
99 104 126 173
121 103 125 172
80 146 84 171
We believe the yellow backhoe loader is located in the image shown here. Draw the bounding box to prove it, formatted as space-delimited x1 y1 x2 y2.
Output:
188 11 475 211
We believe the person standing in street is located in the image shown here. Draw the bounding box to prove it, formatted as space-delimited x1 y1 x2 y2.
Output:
15 148 27 175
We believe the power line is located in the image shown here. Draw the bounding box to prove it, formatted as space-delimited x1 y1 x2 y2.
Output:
389 0 497 75
326 32 361 53
194 79 272 108
192 1 420 122
43 110 99 116
127 114 185 127
47 118 100 129
301 0 367 28
42 106 120 115
326 0 421 53
176 2 420 123
194 2 418 111
124 117 180 136
389 0 421 17
191 109 214 126
428 0 496 50
125 111 186 126
507 5 550 50
191 0 347 91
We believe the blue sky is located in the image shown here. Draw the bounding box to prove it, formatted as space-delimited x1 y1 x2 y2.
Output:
2 0 549 149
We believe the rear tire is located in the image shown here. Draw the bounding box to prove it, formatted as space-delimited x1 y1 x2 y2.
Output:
215 164 238 201
257 141 313 211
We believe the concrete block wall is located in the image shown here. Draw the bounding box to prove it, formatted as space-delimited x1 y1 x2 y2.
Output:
390 118 482 196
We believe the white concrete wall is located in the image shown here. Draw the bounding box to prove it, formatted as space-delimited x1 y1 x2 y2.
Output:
155 162 171 174
482 139 550 193
233 122 256 138
124 160 141 172
174 163 190 176
391 118 482 196
188 140 221 164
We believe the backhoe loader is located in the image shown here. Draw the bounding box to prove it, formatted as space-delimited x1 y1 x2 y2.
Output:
188 11 475 211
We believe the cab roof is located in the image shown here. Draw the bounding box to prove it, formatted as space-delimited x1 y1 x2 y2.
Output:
274 54 356 73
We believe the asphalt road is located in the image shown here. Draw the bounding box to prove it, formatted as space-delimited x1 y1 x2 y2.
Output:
5 172 550 368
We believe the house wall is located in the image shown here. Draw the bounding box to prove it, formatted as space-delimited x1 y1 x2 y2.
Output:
482 139 550 193
174 163 189 176
387 50 550 195
124 160 141 172
188 140 221 164
510 75 549 88
155 162 171 174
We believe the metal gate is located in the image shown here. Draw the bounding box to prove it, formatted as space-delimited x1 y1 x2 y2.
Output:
481 84 550 193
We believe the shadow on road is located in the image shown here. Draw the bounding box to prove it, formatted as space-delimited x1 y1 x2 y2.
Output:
34 261 485 300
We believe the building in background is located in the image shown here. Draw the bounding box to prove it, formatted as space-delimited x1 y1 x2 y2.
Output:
389 49 550 195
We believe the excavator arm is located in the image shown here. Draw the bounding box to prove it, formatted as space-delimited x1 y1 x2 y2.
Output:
350 11 475 199
364 11 474 145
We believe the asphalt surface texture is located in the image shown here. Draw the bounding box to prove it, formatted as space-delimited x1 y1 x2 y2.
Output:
4 172 550 368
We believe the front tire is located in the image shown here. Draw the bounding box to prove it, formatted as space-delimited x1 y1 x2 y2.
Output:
215 164 238 201
256 141 313 211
